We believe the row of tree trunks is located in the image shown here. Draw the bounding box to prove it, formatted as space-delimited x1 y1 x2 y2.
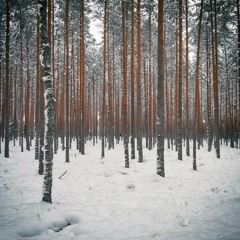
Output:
4 0 239 167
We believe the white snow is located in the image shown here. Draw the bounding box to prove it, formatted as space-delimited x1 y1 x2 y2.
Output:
0 140 240 240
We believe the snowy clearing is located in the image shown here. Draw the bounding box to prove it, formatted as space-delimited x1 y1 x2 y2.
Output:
0 141 240 240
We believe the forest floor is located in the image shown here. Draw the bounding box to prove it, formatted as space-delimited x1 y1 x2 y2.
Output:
0 140 240 240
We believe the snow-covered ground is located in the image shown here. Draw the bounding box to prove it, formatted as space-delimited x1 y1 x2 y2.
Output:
0 140 240 240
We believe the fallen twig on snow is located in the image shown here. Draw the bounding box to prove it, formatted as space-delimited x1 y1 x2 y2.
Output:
59 170 67 179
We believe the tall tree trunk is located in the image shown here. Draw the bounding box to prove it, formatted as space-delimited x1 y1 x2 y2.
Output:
193 0 204 171
178 0 183 160
157 0 165 177
25 38 30 151
39 5 45 174
214 0 220 155
185 0 190 156
237 0 240 147
13 65 18 146
4 0 10 158
30 76 35 145
40 0 55 204
70 29 75 148
130 0 135 159
148 4 153 150
59 71 65 150
107 20 114 150
35 4 40 160
144 60 149 148
0 61 2 153
137 0 143 162
65 0 70 162
210 0 220 158
101 0 108 158
20 13 24 153
122 0 129 168
80 0 85 155
39 57 45 172
165 59 170 149
206 28 213 152
52 0 58 155
92 71 96 145
175 20 178 152
112 30 115 148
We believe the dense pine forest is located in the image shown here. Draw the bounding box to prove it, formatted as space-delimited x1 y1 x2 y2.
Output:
0 0 240 203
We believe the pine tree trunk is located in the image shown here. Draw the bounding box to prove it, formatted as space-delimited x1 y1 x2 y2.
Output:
65 0 70 162
107 21 114 150
80 0 85 155
38 1 45 174
193 0 204 171
25 46 30 151
175 21 178 152
165 63 170 149
40 0 55 204
20 16 24 153
112 30 115 148
210 0 220 158
39 64 45 174
52 0 58 155
122 0 129 168
101 0 108 158
144 60 149 149
130 0 135 159
137 0 143 162
178 0 183 160
185 0 190 156
4 0 10 158
157 0 165 177
13 65 17 146
35 5 40 160
30 76 35 145
92 71 96 145
214 0 220 156
206 28 213 152
0 61 2 153
149 63 153 151
237 0 240 147
153 66 157 147
148 6 153 151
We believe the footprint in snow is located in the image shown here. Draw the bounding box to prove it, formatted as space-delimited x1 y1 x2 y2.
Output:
126 184 135 190
211 187 220 193
176 215 191 227
2 183 10 190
